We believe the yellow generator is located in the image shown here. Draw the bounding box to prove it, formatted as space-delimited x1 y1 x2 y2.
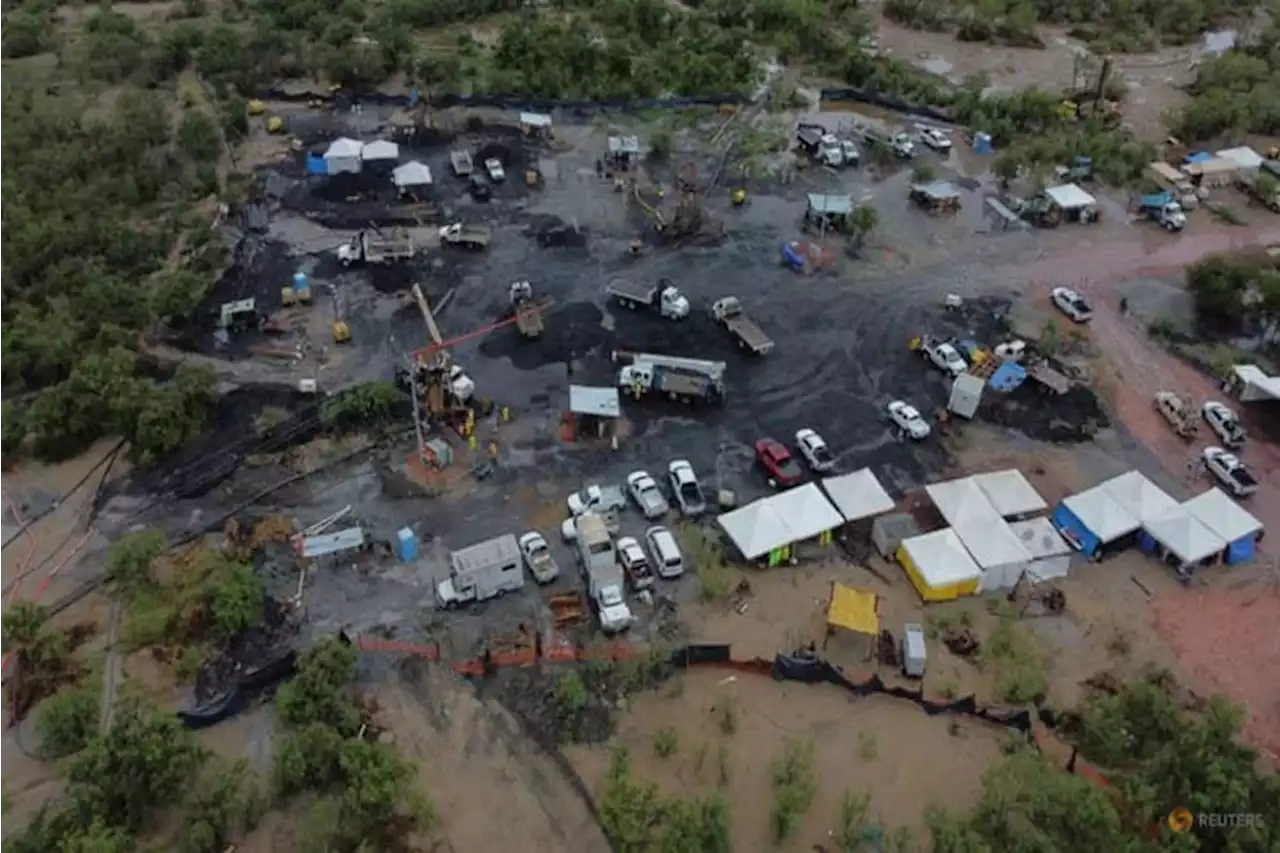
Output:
247 99 266 116
332 320 351 344
266 116 285 134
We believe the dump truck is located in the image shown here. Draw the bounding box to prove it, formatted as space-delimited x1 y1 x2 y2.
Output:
508 281 543 339
710 297 774 354
449 149 474 177
605 278 690 319
1154 391 1199 440
1237 171 1280 212
337 230 414 266
1137 192 1186 231
439 223 491 250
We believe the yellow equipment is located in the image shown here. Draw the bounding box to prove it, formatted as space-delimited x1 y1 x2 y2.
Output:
281 286 296 306
266 116 285 134
332 320 351 344
247 99 266 116
731 188 747 206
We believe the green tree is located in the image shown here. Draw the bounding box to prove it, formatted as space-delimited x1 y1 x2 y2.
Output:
106 530 166 591
275 638 361 733
37 685 100 758
846 203 880 248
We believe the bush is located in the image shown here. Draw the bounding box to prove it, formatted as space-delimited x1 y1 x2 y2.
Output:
320 381 404 434
770 738 817 841
37 686 99 758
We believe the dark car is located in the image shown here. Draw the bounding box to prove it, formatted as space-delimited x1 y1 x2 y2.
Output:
468 173 491 201
755 437 804 488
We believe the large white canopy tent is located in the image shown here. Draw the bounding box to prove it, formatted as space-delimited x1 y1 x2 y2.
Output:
767 482 844 542
897 528 983 601
1142 508 1227 566
971 469 1048 517
717 484 842 560
1182 488 1263 545
926 478 1031 590
392 161 433 188
323 137 364 174
1009 517 1073 581
1099 470 1178 523
1059 485 1141 545
361 139 400 162
821 469 895 523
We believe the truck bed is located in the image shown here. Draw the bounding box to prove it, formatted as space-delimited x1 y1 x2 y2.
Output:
655 370 716 399
606 280 655 302
1231 468 1259 489
515 305 543 337
724 316 774 354
1026 362 1069 395
443 227 491 247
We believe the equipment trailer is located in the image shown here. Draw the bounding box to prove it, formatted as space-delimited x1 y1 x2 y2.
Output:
710 297 774 355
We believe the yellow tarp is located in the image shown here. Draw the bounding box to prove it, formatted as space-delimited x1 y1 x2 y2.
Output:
827 584 878 635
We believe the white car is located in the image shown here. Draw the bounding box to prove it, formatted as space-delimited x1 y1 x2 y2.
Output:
668 460 707 517
1051 287 1093 323
596 584 633 633
484 158 505 182
925 340 967 377
919 128 952 151
644 526 684 579
518 531 559 584
795 428 836 473
1202 401 1246 447
567 484 626 516
1203 446 1258 497
626 470 669 519
616 536 655 590
994 339 1028 362
888 400 931 440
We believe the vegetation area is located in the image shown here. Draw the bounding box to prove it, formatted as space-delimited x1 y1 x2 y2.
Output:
599 746 732 853
1185 250 1280 336
885 0 1258 53
320 379 406 434
1176 27 1280 141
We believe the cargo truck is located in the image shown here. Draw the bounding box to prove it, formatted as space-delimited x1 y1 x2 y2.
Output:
337 230 415 266
434 534 525 610
574 514 632 632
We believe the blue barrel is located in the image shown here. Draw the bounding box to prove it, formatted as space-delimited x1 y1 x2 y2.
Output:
293 271 311 300
306 154 327 175
973 132 992 154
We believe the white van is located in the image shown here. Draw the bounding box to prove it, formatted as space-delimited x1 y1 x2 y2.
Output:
644 526 684 579
435 534 524 609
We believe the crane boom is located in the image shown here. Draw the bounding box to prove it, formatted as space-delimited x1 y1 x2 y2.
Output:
411 300 555 359
412 283 444 346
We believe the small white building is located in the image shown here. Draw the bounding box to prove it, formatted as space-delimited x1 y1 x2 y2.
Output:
392 161 433 189
323 137 365 174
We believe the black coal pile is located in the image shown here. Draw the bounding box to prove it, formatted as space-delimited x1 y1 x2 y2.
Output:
478 301 613 371
983 385 1110 443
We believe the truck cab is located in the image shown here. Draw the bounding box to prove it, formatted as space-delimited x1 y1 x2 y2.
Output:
818 133 844 167
656 283 690 319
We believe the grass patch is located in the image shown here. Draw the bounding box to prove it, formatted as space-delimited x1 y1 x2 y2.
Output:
653 727 679 758
978 617 1050 706
857 730 878 760
770 738 817 842
679 526 737 602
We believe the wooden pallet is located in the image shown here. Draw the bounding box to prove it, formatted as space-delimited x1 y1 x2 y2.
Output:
968 358 999 379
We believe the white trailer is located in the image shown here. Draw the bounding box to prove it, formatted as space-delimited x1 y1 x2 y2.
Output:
434 534 524 609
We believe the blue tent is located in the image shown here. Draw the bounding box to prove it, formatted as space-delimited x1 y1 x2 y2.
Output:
1051 486 1139 558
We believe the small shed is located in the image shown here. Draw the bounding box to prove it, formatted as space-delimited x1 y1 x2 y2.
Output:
1182 488 1264 565
520 112 553 137
909 181 962 212
1099 470 1178 523
1139 508 1226 570
768 482 844 554
971 469 1047 518
871 513 921 558
896 528 982 602
567 385 621 439
718 499 793 564
1044 183 1097 221
821 469 895 524
1008 517 1073 581
805 193 854 229
1052 486 1140 558
361 139 400 163
323 137 364 175
392 161 433 189
1215 146 1263 173
606 135 641 167
949 373 984 418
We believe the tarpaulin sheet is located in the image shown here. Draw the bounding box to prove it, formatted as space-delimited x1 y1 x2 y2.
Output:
827 584 878 635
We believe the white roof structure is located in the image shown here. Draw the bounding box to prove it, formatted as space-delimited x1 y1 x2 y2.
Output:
821 469 894 522
568 385 621 418
520 111 553 128
900 529 982 588
717 500 793 560
768 483 844 543
1009 517 1072 559
1232 364 1280 401
1062 486 1140 543
1183 488 1263 543
324 137 364 159
971 469 1047 517
1045 183 1096 209
926 478 1031 569
1216 146 1263 171
392 161 433 187
299 526 366 558
1142 508 1226 565
1099 471 1178 522
361 139 399 161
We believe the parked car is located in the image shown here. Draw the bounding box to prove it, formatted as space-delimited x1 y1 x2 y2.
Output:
888 400 931 440
468 173 491 200
1202 400 1246 447
795 428 836 473
1051 286 1093 323
484 157 506 182
755 437 804 488
921 338 967 377
668 460 708 517
616 536 656 590
644 526 685 579
626 470 669 519
567 484 626 516
517 531 559 584
1203 446 1258 498
918 128 952 151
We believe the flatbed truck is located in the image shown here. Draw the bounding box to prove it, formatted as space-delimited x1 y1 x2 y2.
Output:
337 230 414 266
439 223 491 250
509 281 543 338
605 278 690 319
711 297 774 354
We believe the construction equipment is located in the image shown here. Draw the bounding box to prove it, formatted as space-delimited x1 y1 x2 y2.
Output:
1154 391 1198 440
731 188 748 206
329 285 350 344
247 99 267 116
628 177 667 232
509 281 543 339
267 116 285 134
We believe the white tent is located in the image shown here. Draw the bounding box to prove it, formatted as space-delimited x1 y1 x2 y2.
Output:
1100 471 1178 522
393 161 433 188
361 139 400 162
717 500 791 560
1045 183 1096 210
1009 517 1073 581
768 483 844 542
1062 486 1140 544
1216 146 1263 171
323 137 364 174
971 469 1047 517
927 478 1030 589
1182 488 1263 544
926 478 991 524
1142 508 1226 565
821 469 894 523
898 528 982 600
1232 364 1280 401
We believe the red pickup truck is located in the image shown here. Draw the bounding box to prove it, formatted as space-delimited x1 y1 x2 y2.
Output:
755 437 804 488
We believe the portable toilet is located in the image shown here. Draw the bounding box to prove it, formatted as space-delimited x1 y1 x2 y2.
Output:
306 153 328 175
973 132 992 154
902 623 927 677
396 527 418 562
293 271 312 303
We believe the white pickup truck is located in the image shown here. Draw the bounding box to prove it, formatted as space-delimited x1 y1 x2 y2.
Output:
1203 447 1258 498
567 484 626 516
